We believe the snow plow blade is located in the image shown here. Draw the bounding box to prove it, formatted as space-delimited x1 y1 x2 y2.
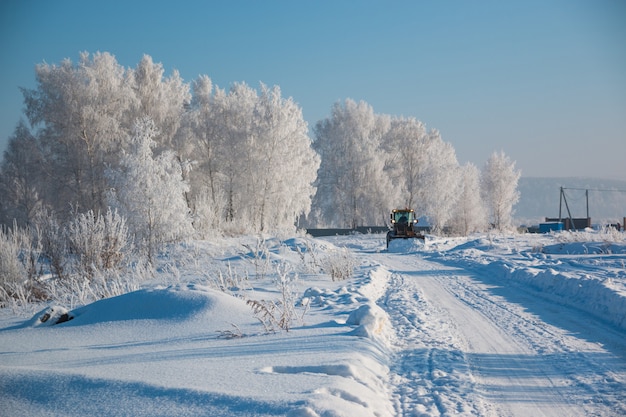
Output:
386 231 425 248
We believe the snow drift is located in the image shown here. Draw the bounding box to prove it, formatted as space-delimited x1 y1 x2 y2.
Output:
1 232 625 416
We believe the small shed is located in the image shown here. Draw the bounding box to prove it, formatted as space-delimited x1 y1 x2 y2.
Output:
539 222 563 233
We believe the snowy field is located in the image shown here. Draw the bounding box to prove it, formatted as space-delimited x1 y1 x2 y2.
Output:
1 231 625 416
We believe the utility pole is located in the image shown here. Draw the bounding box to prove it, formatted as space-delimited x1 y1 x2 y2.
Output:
559 187 575 230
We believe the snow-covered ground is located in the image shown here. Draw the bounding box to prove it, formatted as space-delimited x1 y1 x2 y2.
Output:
1 231 625 416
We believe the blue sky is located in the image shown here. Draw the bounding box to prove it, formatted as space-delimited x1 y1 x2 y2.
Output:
1 0 625 179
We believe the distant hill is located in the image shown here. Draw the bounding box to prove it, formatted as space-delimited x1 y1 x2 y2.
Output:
515 177 626 225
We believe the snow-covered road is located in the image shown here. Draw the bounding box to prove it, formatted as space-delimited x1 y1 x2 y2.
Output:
372 246 626 416
1 233 625 416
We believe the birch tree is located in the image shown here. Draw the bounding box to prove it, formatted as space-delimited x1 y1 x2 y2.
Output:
420 132 460 234
181 75 226 233
383 119 460 233
452 163 487 235
382 117 430 209
21 52 136 218
0 121 45 227
250 84 319 231
183 81 319 233
311 99 391 227
132 55 190 154
107 117 193 260
481 151 521 231
212 82 257 225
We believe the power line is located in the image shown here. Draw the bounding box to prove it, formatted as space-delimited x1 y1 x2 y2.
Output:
562 187 626 193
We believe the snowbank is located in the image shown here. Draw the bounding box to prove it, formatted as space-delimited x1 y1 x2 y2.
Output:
21 284 253 329
0 236 396 417
427 233 626 330
346 303 388 339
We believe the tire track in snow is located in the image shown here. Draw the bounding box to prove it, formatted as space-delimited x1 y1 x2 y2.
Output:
372 251 625 417
430 263 626 417
379 271 490 416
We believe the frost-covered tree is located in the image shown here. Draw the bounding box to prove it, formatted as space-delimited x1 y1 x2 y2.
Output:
311 99 391 227
0 121 45 227
481 151 521 231
107 118 193 260
451 163 487 235
15 52 190 225
180 75 225 233
183 80 319 233
382 118 461 232
382 117 432 209
132 55 190 154
132 55 192 207
185 75 217 200
249 84 320 231
203 82 257 226
310 102 464 230
420 132 460 234
21 52 136 218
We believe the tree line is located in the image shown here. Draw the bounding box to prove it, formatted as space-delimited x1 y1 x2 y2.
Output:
310 99 520 234
0 51 520 261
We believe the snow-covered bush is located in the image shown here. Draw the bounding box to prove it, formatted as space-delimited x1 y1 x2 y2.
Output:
0 223 45 306
34 208 67 280
0 226 24 279
554 227 625 244
66 208 131 278
242 236 272 279
0 207 137 306
191 188 226 239
321 247 357 281
212 263 250 294
292 237 323 273
0 226 27 305
43 267 145 309
247 264 302 332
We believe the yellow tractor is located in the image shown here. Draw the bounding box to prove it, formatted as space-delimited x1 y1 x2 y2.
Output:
386 208 425 248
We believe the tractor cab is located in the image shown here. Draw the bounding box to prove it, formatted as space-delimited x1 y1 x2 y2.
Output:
391 209 417 226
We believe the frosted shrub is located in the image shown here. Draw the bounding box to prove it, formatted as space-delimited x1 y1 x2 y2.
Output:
293 237 322 273
192 189 226 238
34 209 67 280
67 208 130 278
88 269 142 303
601 226 626 243
0 224 45 306
0 226 26 305
247 264 302 332
211 263 250 294
242 236 272 279
321 247 357 281
14 207 136 306
555 227 625 244
44 268 143 309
